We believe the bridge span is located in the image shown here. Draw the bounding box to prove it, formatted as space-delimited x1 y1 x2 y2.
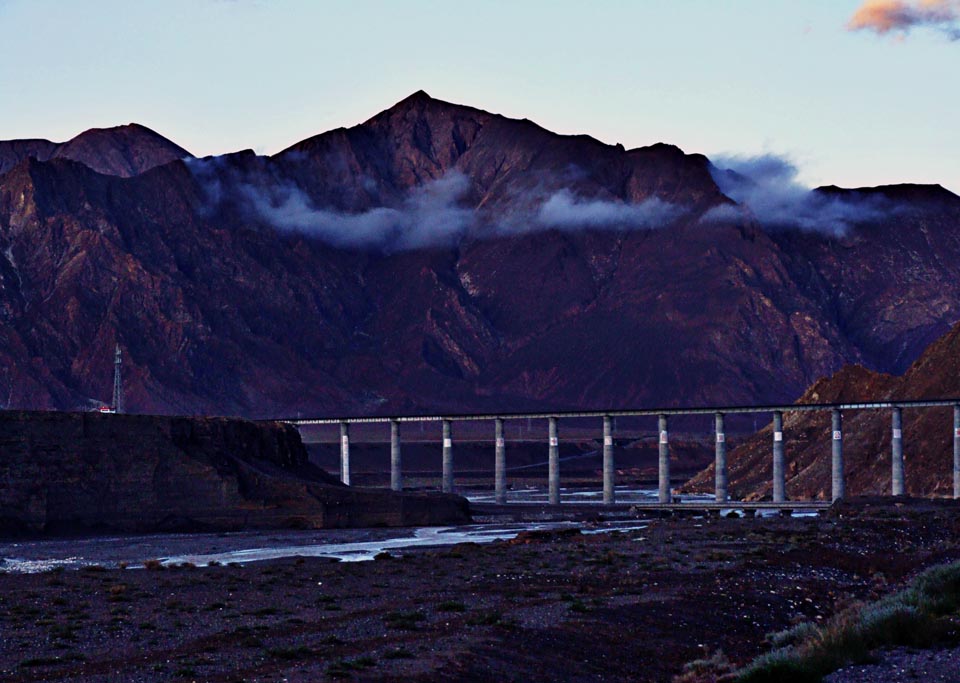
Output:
469 500 832 518
286 398 960 505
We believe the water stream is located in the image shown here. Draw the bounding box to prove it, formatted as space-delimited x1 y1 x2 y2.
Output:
0 486 817 573
0 520 648 573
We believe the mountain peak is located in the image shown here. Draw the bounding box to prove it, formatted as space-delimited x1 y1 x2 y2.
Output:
402 89 433 103
56 124 192 177
0 123 190 178
379 90 440 115
67 122 187 148
361 91 494 137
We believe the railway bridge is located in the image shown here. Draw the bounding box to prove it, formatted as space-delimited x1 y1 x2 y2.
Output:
288 399 960 507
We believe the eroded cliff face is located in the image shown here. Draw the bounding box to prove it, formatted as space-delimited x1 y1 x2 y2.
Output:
0 411 469 535
684 321 960 500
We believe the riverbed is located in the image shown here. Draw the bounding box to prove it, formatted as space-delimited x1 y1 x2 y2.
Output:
1 485 813 572
1 498 957 682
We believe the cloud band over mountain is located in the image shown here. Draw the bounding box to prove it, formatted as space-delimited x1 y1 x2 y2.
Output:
186 150 910 248
704 154 896 235
187 157 688 250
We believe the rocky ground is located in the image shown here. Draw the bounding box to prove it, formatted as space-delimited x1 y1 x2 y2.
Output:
824 646 960 682
0 498 959 682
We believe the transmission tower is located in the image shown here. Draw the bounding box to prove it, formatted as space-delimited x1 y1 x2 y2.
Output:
112 344 124 414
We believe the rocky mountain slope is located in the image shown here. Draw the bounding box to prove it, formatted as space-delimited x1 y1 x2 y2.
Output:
684 320 960 500
0 92 958 418
0 411 468 535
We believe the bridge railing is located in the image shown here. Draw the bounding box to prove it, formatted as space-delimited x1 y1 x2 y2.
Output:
286 399 960 505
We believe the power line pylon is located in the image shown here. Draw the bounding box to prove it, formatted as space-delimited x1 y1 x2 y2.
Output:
112 344 123 414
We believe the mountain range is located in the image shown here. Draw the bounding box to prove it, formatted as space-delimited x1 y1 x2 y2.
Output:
1 91 958 418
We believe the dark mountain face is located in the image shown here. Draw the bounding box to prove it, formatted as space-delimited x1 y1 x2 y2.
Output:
0 123 191 177
0 92 958 418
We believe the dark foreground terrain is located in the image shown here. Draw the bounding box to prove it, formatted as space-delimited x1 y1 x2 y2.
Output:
1 498 958 682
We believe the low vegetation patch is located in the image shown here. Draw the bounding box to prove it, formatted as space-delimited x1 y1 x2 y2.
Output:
19 654 86 668
327 656 377 678
437 600 467 612
265 645 314 661
384 610 426 630
383 647 415 660
674 650 734 683
465 609 517 628
732 561 960 683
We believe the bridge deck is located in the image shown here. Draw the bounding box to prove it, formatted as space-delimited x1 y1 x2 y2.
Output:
470 500 832 515
288 398 960 425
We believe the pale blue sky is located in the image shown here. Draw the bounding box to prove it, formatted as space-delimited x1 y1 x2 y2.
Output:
0 0 957 192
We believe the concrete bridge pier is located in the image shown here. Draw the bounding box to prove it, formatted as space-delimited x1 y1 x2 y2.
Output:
891 407 904 496
442 419 454 493
831 409 844 501
603 415 615 505
495 418 506 504
772 410 786 503
659 414 671 503
954 405 960 500
339 421 351 486
548 417 560 505
390 419 402 492
715 412 727 503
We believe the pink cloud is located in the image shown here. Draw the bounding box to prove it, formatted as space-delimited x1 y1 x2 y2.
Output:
847 0 960 39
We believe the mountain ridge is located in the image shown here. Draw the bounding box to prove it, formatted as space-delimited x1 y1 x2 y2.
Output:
1 93 959 417
0 123 191 178
813 183 959 208
4 92 956 203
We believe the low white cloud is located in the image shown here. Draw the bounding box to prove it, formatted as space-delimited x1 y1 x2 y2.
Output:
188 155 687 249
704 153 896 235
534 190 685 230
239 171 475 250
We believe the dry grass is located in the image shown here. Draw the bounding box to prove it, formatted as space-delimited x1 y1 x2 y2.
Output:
734 561 960 683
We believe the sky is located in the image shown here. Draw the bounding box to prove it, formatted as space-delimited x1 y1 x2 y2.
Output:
0 0 957 193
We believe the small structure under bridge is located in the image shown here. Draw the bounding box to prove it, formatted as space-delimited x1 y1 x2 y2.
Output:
287 399 960 509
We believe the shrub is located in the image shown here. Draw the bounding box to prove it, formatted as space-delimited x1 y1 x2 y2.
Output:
384 610 426 630
437 600 467 612
266 645 313 660
737 647 818 683
732 560 960 683
466 610 516 627
766 622 819 649
673 649 735 683
384 647 415 660
902 562 960 615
